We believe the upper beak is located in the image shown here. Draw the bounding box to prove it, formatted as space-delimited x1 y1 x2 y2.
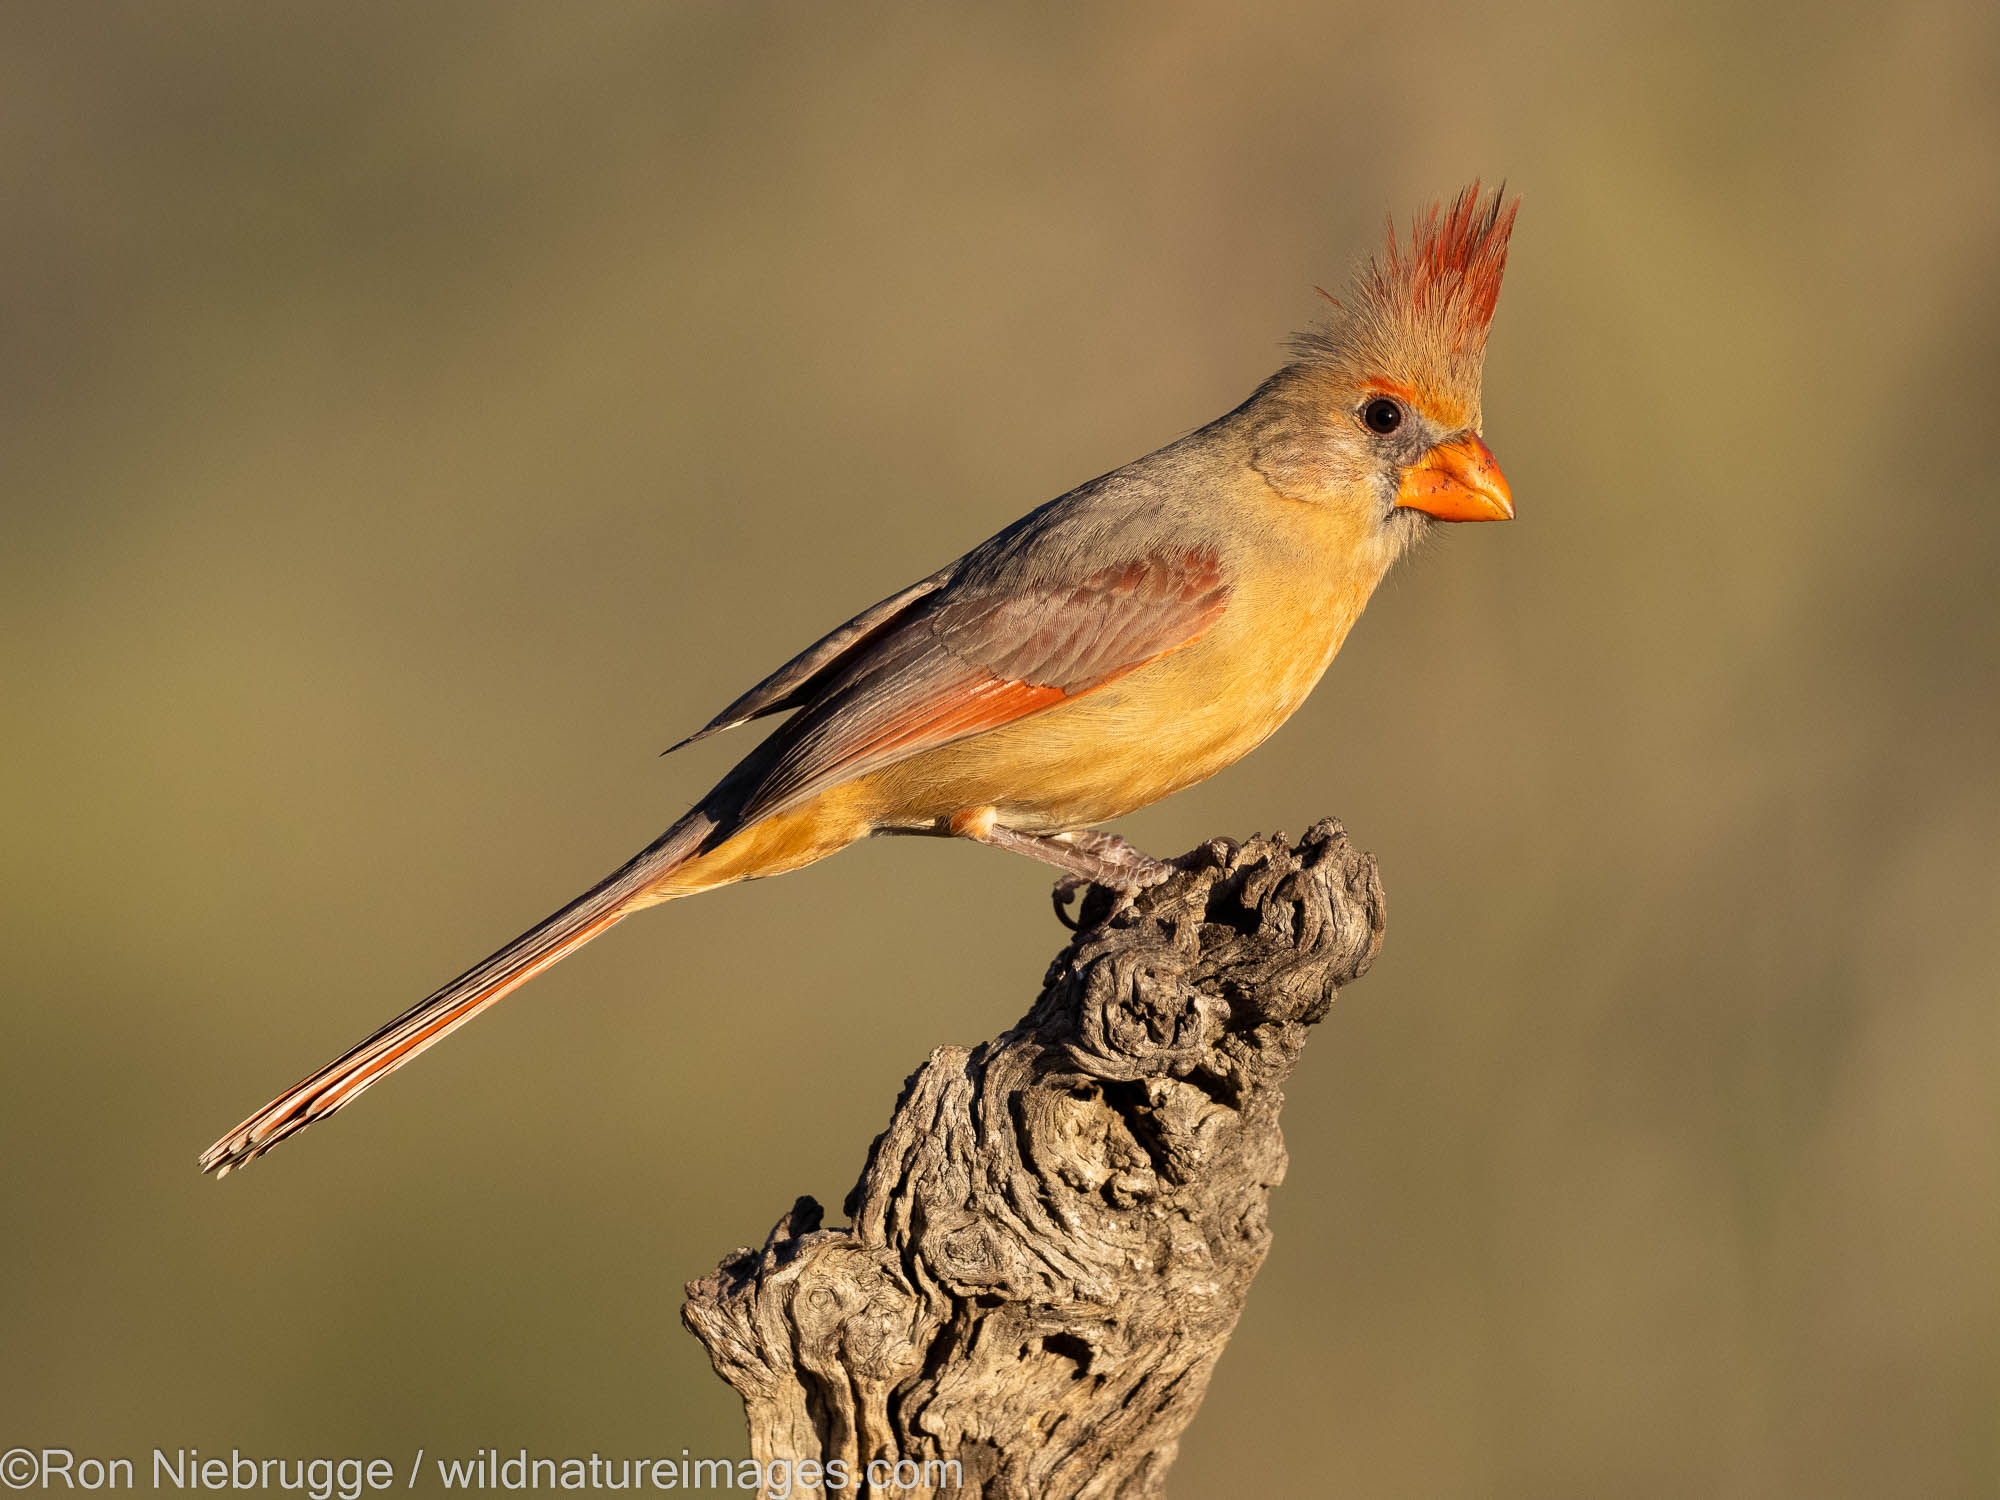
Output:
1394 433 1515 522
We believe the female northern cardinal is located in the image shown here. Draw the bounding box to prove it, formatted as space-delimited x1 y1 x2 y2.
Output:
202 183 1517 1176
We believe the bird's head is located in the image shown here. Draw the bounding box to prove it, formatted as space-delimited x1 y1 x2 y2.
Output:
1248 183 1518 552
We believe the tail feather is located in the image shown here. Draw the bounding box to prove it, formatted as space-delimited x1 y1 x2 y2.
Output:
199 814 715 1178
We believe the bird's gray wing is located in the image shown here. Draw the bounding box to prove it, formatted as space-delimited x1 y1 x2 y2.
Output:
722 540 1231 828
665 568 957 753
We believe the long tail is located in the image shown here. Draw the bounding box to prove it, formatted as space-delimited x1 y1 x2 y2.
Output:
198 812 718 1178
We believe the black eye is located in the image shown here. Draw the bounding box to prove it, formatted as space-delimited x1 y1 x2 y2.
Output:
1361 396 1404 435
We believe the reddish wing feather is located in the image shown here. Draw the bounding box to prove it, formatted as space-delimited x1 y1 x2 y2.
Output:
734 547 1230 825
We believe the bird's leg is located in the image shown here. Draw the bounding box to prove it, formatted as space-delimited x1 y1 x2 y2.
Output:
1044 830 1177 928
951 812 1172 889
949 810 1173 928
1050 828 1176 886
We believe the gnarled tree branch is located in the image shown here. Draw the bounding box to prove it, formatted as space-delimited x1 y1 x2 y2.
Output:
682 820 1386 1499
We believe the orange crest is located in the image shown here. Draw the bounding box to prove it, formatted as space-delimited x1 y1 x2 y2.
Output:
1372 181 1518 354
1289 182 1520 425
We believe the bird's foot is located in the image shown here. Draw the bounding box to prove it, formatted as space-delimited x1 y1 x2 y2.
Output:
1049 831 1175 930
1056 828 1174 887
951 810 1173 930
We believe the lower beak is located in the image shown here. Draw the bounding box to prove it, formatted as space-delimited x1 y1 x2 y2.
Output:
1394 434 1515 522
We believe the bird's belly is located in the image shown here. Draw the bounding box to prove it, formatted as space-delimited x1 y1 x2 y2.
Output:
860 586 1360 835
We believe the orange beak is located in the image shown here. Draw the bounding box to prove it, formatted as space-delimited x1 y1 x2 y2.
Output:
1394 434 1515 522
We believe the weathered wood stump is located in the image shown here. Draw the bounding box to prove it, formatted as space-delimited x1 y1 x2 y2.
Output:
682 819 1386 1499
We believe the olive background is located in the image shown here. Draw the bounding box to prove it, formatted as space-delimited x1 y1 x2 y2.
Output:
4 3 1997 1496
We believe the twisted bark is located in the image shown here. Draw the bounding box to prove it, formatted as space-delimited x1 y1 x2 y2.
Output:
682 819 1386 1499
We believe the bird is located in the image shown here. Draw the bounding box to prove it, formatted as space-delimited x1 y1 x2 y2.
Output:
200 183 1518 1177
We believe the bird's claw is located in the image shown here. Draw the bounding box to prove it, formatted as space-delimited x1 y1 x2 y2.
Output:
1052 875 1091 930
1051 859 1173 931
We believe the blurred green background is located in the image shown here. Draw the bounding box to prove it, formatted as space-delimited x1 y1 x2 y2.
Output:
4 2 1997 1495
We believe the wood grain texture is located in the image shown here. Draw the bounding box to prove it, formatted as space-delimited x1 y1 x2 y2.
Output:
682 819 1386 1499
